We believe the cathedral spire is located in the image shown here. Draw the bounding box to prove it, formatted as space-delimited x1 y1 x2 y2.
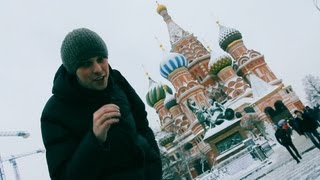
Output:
156 3 190 45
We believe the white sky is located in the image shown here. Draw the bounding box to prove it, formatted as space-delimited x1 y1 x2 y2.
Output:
0 0 319 179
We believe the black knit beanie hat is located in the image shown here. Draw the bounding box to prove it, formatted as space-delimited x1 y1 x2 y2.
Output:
60 28 108 74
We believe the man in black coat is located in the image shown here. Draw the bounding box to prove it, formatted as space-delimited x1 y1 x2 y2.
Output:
288 117 303 136
41 28 162 180
304 106 320 126
275 124 302 164
295 110 320 149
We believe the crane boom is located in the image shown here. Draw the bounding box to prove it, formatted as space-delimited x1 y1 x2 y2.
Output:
0 155 5 180
2 149 45 162
1 149 45 180
0 131 30 139
9 160 20 180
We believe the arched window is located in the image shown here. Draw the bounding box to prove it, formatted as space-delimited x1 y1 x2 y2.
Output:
264 106 276 118
274 100 286 113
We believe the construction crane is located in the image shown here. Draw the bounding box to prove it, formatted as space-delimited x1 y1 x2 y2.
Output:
0 155 5 180
0 131 30 139
0 131 30 180
0 149 45 180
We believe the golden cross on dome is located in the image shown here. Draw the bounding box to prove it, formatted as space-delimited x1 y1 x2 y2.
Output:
141 64 150 78
216 21 221 27
155 36 166 51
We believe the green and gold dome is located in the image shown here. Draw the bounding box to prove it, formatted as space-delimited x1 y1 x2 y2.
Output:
218 22 242 51
208 53 233 75
164 90 177 110
146 77 172 107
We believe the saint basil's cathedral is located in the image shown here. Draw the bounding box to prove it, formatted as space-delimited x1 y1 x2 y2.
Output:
145 3 305 178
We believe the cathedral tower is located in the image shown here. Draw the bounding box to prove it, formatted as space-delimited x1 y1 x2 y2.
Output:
157 3 215 87
160 52 210 134
208 53 251 100
146 76 173 131
163 89 190 135
218 22 282 86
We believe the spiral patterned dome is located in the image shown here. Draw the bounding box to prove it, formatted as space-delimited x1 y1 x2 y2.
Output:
208 53 233 75
160 53 188 79
146 78 173 107
218 25 242 51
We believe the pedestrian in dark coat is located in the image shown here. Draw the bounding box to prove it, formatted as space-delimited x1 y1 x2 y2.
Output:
288 117 303 135
295 110 320 149
304 106 320 126
275 125 302 163
41 28 162 180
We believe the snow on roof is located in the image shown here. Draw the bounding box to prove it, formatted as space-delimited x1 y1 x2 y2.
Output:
224 95 254 110
168 133 195 153
248 73 278 100
204 119 241 140
223 74 280 111
215 143 246 162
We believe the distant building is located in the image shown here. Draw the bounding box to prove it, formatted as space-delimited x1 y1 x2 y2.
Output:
146 3 304 178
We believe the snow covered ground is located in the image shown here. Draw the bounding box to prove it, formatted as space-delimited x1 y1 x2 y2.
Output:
200 130 320 180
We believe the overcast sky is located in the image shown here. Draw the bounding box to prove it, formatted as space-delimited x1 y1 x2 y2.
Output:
0 0 319 179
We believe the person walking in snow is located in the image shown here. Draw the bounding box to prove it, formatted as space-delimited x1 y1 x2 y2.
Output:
41 28 162 180
295 110 320 149
288 117 303 136
304 106 320 126
275 124 302 163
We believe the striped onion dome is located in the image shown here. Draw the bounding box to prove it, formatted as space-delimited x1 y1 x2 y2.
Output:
146 77 173 107
164 90 177 110
160 53 188 79
208 53 233 75
218 25 242 51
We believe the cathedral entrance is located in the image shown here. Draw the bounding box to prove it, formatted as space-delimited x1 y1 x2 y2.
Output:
264 100 292 125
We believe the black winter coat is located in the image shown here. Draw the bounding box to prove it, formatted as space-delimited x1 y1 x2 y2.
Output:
41 65 162 180
275 128 292 145
301 113 319 132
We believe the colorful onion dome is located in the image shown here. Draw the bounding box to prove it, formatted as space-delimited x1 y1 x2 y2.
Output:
218 24 242 51
164 90 177 110
146 77 172 107
208 53 233 75
156 3 167 14
160 53 188 79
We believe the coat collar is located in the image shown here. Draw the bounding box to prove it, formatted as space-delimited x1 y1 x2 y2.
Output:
52 65 115 103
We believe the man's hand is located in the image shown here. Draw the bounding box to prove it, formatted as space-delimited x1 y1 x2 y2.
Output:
93 104 120 142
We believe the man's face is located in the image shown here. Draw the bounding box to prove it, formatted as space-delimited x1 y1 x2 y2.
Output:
76 56 109 90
